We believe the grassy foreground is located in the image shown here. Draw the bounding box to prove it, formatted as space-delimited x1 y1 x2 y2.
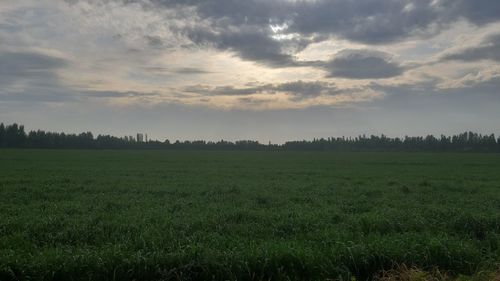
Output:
0 150 500 280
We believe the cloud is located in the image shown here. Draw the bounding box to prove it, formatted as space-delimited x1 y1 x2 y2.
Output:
288 0 441 44
0 51 67 77
156 0 423 66
323 49 404 79
58 0 500 71
0 89 75 103
288 0 500 44
146 1 428 70
1 1 500 110
0 51 73 103
441 33 500 62
145 35 165 48
173 67 212 74
440 0 500 25
185 80 347 100
273 81 343 100
181 80 383 110
50 0 500 75
81 90 159 98
182 26 304 67
152 0 500 45
141 66 211 74
371 69 500 97
184 84 270 96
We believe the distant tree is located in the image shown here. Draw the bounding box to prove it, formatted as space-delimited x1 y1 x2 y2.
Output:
3 123 26 147
0 122 499 152
0 123 5 147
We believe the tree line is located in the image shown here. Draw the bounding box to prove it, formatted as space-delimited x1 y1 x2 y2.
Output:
1 123 500 152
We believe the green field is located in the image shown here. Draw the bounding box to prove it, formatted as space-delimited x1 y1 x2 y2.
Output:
1 150 500 280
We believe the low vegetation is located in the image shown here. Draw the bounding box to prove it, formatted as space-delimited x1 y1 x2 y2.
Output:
0 150 499 280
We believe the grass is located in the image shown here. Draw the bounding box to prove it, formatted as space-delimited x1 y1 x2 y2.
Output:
0 149 500 280
375 264 500 280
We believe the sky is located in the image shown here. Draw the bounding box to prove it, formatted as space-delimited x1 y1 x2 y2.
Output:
1 0 500 143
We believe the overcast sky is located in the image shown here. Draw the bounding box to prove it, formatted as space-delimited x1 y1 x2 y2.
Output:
1 0 500 142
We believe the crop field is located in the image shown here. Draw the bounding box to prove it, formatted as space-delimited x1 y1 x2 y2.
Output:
1 149 500 280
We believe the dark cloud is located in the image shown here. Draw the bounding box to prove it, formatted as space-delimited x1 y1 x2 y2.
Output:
323 49 404 79
468 75 500 92
184 80 345 100
440 0 500 25
370 73 500 99
1 89 158 103
442 33 500 62
174 67 211 74
184 84 269 96
161 0 424 66
0 89 75 103
182 27 302 67
147 0 281 26
288 0 441 44
274 81 342 100
190 29 325 68
153 0 420 44
0 51 67 89
238 97 272 106
141 66 211 74
153 0 500 44
145 35 165 48
0 51 72 103
0 51 67 76
288 1 497 44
